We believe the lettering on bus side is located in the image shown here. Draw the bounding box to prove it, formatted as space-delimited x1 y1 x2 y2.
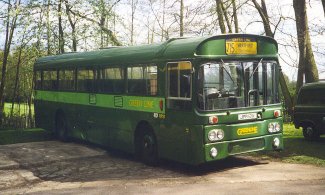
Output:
128 100 154 109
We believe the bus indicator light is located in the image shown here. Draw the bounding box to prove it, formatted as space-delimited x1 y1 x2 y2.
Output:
274 110 280 118
209 116 218 124
159 100 164 111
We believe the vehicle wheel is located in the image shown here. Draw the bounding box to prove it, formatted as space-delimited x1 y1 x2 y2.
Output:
55 114 69 142
136 127 158 166
303 125 320 141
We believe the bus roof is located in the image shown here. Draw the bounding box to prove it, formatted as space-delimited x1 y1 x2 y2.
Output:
34 34 278 69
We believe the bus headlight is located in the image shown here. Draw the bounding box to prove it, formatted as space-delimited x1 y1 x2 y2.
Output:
268 122 281 133
208 129 224 141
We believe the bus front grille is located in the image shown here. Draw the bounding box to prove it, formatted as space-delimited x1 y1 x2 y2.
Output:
228 138 265 155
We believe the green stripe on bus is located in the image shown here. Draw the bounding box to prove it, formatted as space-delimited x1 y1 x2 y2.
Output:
35 90 165 114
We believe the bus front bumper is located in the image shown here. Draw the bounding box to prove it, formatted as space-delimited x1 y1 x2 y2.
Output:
204 133 283 162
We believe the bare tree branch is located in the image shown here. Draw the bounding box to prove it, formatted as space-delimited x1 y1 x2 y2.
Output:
65 0 122 46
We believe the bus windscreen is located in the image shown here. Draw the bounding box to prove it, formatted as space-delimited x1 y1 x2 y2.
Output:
197 60 279 110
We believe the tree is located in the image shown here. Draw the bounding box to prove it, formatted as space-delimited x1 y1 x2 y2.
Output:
0 0 21 119
232 0 239 33
65 0 122 46
215 0 240 34
179 0 184 37
65 0 78 51
293 0 319 95
251 0 272 36
58 0 65 53
46 0 52 55
216 0 226 34
129 0 139 45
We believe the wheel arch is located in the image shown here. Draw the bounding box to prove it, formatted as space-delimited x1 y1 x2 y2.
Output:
133 120 158 158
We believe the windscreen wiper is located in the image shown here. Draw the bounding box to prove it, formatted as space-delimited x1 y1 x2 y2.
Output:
248 58 263 80
220 59 235 84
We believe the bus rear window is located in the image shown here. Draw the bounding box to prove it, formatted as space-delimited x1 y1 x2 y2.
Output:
34 71 42 90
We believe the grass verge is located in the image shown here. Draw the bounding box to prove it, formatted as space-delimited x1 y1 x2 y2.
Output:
253 123 325 167
0 129 53 145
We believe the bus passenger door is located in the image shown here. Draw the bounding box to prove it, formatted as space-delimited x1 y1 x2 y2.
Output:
160 61 194 163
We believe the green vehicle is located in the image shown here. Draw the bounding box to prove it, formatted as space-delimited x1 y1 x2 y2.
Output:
294 82 325 140
34 34 283 165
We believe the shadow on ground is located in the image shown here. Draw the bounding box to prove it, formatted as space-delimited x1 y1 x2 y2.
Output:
16 141 265 183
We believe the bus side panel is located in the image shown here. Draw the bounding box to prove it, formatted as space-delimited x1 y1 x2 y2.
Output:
34 99 55 132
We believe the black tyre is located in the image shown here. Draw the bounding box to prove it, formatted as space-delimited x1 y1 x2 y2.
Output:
303 125 320 141
55 114 69 142
135 127 158 166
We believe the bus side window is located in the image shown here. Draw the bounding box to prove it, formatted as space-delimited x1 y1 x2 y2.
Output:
127 65 157 96
147 66 157 96
128 66 146 95
77 69 95 92
99 67 125 94
167 61 192 110
59 69 75 91
43 70 58 90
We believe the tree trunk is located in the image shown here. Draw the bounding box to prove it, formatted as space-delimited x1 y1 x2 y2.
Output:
252 0 273 37
58 0 65 53
232 0 239 33
161 0 166 41
130 0 137 44
293 0 319 95
65 0 77 51
220 1 232 33
46 0 51 55
10 46 23 117
216 0 226 34
180 0 184 37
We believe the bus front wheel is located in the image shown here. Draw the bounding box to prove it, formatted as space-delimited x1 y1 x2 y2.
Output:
303 125 320 141
136 127 158 166
55 114 69 142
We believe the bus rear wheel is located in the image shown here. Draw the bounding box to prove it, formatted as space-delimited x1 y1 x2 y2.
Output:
55 114 69 142
303 125 320 141
136 128 158 166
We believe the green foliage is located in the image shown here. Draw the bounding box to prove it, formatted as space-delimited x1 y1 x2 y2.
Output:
3 46 37 103
254 123 325 167
3 102 34 116
1 103 35 130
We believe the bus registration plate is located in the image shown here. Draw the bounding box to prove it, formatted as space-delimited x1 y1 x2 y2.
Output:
238 113 257 120
226 38 257 55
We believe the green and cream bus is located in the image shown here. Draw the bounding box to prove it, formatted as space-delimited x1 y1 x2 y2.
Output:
34 34 283 165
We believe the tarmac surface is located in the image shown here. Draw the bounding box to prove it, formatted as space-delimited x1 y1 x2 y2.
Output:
0 141 325 194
